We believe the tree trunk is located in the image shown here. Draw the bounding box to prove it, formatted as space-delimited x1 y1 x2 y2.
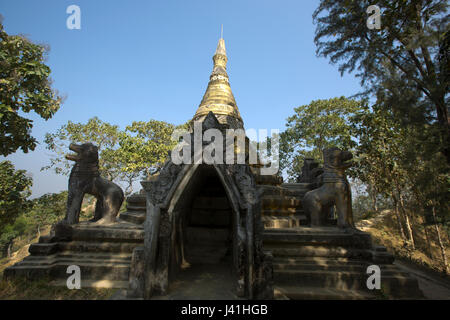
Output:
398 190 415 250
432 206 449 275
7 240 13 258
125 178 133 197
392 194 406 240
423 223 434 259
370 185 378 211
402 208 416 250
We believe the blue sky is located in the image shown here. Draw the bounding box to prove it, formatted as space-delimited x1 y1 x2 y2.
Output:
1 0 363 197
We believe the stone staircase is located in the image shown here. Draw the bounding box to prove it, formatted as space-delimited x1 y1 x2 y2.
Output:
260 183 312 228
4 183 424 299
4 222 144 289
119 193 146 225
263 226 423 299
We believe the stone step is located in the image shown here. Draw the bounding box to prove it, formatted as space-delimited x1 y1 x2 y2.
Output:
21 252 132 266
262 209 304 216
5 260 131 281
58 241 141 254
262 215 307 229
264 226 353 234
272 256 369 265
125 205 146 212
29 243 59 256
261 195 302 209
263 229 373 249
50 279 129 289
260 185 303 197
119 211 146 224
273 262 409 275
282 183 313 191
255 174 283 186
70 226 144 242
273 262 367 272
274 285 376 300
73 222 144 230
266 245 373 259
274 269 420 293
126 194 146 204
274 269 414 291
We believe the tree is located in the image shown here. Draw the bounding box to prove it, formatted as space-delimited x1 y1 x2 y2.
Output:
117 120 190 180
0 191 68 258
0 161 32 232
280 97 363 181
0 216 28 257
0 18 62 156
313 0 450 162
402 122 449 272
43 117 122 181
43 117 189 195
351 105 417 247
26 192 67 237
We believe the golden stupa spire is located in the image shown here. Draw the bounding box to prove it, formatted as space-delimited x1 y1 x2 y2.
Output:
192 34 243 128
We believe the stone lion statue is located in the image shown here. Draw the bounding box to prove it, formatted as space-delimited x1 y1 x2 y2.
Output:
63 143 124 225
303 147 354 228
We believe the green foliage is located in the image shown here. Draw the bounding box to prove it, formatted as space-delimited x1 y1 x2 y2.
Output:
43 117 121 180
26 191 67 233
351 105 406 197
0 216 27 243
43 117 189 195
0 161 32 232
0 191 68 257
117 120 189 178
313 0 449 160
0 20 62 156
350 99 449 225
280 97 363 181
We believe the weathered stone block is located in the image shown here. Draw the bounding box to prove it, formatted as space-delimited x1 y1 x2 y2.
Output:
127 246 145 299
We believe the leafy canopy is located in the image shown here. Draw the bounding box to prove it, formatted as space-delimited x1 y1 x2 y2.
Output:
43 117 189 194
280 97 363 181
313 0 449 160
0 19 62 156
117 120 189 178
43 117 121 180
0 161 32 231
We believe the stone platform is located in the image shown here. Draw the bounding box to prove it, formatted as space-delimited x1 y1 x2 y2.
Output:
263 226 423 299
3 221 144 289
4 183 424 299
4 220 423 299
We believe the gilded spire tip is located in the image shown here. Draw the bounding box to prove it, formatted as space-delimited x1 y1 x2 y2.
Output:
215 37 226 57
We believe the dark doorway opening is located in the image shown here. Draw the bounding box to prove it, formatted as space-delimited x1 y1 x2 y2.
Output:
184 169 232 265
168 166 238 299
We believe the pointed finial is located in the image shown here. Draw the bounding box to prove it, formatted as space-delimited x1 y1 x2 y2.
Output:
215 35 227 56
221 24 223 39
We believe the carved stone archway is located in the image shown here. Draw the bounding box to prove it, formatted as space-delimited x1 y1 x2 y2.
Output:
127 112 273 299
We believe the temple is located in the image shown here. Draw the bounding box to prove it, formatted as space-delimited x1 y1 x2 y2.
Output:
4 37 424 300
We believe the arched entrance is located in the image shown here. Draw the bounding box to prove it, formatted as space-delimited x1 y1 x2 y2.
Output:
133 113 273 300
167 165 239 298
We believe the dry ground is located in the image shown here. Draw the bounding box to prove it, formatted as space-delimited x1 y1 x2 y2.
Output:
356 209 450 276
